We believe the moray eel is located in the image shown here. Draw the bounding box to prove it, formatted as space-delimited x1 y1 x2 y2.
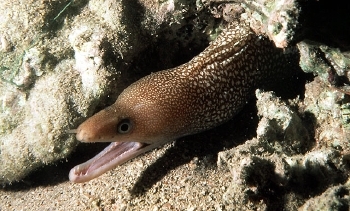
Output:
69 21 298 183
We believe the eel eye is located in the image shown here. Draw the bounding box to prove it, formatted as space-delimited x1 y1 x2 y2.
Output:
117 119 132 134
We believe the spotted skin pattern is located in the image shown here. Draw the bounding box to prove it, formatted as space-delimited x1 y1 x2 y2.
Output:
117 22 296 137
69 21 299 183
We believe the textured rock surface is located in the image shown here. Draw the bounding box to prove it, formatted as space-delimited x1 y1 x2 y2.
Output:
0 0 118 184
299 178 350 211
1 0 350 210
218 90 349 210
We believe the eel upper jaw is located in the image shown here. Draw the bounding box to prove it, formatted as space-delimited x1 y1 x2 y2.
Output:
69 139 170 183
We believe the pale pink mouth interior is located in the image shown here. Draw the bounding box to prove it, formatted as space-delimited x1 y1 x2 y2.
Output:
69 141 146 183
69 139 171 183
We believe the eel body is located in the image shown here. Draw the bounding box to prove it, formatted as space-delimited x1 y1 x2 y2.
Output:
69 21 298 183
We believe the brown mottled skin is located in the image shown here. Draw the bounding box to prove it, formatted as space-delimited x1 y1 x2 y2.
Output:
69 21 298 183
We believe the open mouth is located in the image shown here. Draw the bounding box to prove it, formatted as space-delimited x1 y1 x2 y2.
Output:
69 138 172 183
69 141 147 183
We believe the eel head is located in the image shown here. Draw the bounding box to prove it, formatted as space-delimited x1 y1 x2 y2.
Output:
69 92 174 183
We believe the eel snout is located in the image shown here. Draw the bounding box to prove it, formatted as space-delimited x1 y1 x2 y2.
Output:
74 108 122 143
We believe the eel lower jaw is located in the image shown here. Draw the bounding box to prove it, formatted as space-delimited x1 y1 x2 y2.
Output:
69 139 171 183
